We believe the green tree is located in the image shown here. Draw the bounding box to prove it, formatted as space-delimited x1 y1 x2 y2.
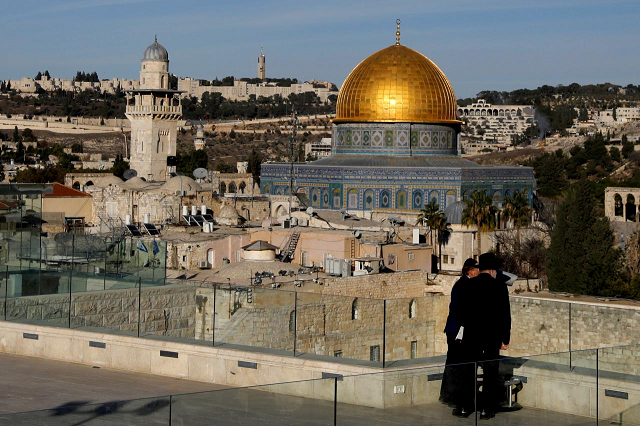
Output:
12 126 20 142
610 147 621 163
546 179 625 296
416 200 440 247
111 154 128 179
247 148 262 184
502 190 532 229
527 152 568 197
432 212 452 269
461 191 497 253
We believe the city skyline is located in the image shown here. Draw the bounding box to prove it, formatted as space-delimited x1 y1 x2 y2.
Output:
1 0 639 98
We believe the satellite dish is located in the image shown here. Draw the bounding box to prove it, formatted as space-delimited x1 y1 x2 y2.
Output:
123 169 137 180
353 230 362 239
193 168 208 179
307 207 314 216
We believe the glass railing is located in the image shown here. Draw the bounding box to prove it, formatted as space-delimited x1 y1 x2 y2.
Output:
5 270 640 369
2 347 627 425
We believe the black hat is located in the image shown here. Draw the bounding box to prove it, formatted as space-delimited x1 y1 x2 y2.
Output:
477 252 502 271
462 258 478 268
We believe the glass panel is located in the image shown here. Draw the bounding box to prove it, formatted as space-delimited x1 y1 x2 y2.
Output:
336 364 476 424
481 349 597 425
171 378 335 425
598 345 640 424
0 395 170 425
213 287 295 353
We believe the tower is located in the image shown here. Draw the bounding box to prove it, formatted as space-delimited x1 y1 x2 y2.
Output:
257 46 266 80
194 125 206 150
125 37 183 181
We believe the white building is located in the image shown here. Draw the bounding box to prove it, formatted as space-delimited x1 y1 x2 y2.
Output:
458 99 536 143
178 78 338 103
304 138 332 159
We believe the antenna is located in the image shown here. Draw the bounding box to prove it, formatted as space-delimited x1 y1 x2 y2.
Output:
123 169 137 180
193 168 208 180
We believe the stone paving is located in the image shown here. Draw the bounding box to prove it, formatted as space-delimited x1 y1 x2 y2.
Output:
0 353 595 425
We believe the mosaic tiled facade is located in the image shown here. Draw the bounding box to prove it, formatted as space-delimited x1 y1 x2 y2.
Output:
332 123 457 156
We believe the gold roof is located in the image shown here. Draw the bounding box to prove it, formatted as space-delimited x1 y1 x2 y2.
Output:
334 44 459 124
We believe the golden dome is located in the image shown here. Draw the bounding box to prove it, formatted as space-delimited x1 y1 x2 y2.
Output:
334 44 459 124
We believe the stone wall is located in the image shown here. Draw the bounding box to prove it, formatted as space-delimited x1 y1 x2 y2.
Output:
322 270 439 299
3 284 196 338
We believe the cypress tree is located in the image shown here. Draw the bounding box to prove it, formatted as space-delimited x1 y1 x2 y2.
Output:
546 179 623 296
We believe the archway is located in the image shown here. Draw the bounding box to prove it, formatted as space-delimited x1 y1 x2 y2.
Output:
614 194 623 217
72 182 80 190
229 182 237 193
396 190 407 209
239 181 246 194
275 205 286 217
220 182 227 194
626 194 636 222
332 189 341 209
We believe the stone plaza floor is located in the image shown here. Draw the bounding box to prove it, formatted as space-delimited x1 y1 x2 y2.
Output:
0 353 595 425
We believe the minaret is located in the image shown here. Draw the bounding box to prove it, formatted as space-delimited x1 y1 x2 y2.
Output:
194 125 206 150
125 37 183 181
257 46 266 80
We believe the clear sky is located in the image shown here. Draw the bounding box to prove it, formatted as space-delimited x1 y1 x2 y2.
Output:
2 0 639 98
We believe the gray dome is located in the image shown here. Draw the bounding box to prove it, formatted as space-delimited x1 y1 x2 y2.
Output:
444 200 466 225
142 37 168 62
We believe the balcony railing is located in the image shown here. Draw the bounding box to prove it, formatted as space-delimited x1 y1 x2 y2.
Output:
125 105 182 114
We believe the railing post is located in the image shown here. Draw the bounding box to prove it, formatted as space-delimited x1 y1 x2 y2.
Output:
4 265 8 321
138 277 142 337
596 349 599 425
474 361 478 426
69 234 75 328
382 299 386 368
293 291 297 357
212 284 216 347
169 394 173 426
569 303 572 369
333 376 338 426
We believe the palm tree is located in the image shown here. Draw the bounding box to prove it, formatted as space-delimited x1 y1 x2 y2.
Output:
502 191 532 230
416 201 440 247
432 211 452 268
462 191 497 254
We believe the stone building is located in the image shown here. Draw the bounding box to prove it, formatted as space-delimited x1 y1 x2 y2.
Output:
457 99 536 143
125 37 183 181
605 187 640 223
257 48 266 80
260 28 536 220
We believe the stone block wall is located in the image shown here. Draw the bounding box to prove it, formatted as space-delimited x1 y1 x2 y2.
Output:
4 284 196 338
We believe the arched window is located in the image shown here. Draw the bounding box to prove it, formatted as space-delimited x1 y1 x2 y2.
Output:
409 300 416 319
220 182 227 194
396 190 407 209
380 190 391 208
626 194 636 222
332 189 341 209
429 190 439 206
614 194 623 217
352 298 359 320
348 189 358 209
364 189 374 210
263 184 270 194
229 182 237 193
289 311 295 332
239 181 246 194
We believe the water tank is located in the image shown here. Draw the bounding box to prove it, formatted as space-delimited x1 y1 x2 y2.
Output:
202 222 211 233
125 215 131 225
290 217 298 226
182 206 189 216
201 205 207 214
144 213 150 223
191 206 198 215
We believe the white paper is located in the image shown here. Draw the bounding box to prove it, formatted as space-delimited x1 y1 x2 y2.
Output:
455 326 464 341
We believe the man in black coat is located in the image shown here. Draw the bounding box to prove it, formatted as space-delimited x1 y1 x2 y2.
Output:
459 252 511 419
440 258 478 416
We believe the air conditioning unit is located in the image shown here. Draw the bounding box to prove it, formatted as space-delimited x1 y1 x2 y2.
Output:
198 260 209 269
